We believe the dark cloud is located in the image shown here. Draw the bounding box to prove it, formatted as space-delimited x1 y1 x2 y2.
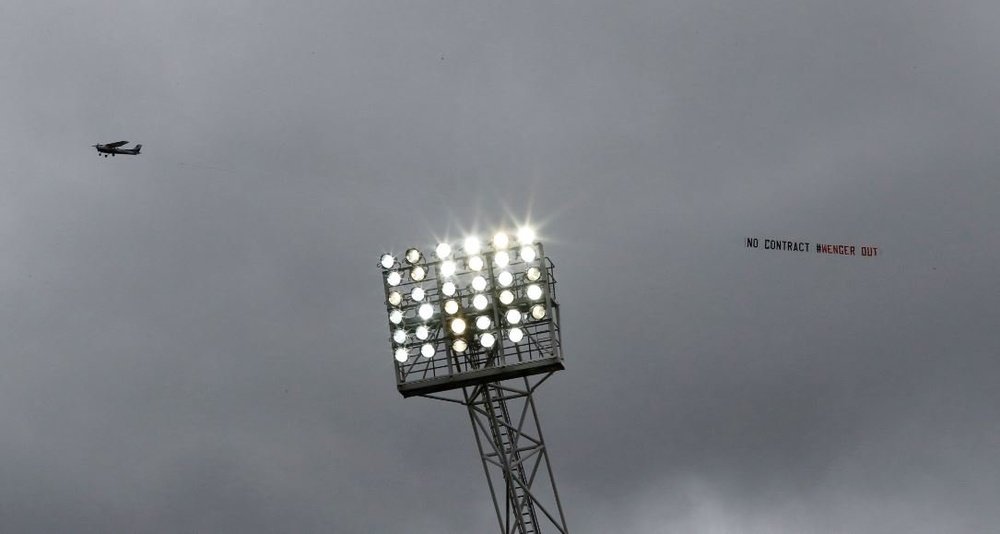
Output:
1 0 998 532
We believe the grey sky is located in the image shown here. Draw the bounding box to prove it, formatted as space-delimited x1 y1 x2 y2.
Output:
2 1 998 532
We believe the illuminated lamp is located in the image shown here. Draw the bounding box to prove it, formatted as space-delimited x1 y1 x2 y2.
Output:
394 348 409 362
440 260 457 277
380 254 396 269
452 338 468 352
421 343 435 358
410 265 426 281
526 284 543 301
393 329 407 344
435 243 452 259
418 303 434 320
415 325 430 340
404 248 422 264
526 267 541 281
389 309 403 324
520 246 536 263
508 327 524 343
505 309 522 324
387 291 402 306
471 275 488 292
441 281 457 296
464 237 481 255
472 294 489 310
499 290 514 305
495 251 510 268
480 332 496 348
450 317 467 335
530 304 546 320
497 271 513 287
411 287 425 302
468 256 484 271
516 226 536 244
444 300 459 315
476 316 492 330
386 271 402 286
493 232 509 249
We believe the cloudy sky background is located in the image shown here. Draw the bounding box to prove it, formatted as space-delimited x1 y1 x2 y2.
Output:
2 1 998 532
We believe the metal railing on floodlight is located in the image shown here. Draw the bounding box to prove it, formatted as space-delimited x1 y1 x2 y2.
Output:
377 227 570 534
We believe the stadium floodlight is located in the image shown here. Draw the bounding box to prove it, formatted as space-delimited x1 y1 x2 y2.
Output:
493 231 509 249
516 226 536 244
494 250 510 268
405 248 422 265
377 228 567 534
520 246 537 263
468 255 485 271
464 236 481 255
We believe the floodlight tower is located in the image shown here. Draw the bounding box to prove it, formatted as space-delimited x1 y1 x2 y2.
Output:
378 228 569 534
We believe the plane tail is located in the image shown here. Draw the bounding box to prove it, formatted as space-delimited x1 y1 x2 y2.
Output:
134 144 142 154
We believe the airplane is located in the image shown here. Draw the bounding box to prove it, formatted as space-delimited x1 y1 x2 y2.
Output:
93 140 142 157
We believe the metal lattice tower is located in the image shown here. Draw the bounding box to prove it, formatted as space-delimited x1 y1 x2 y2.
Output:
378 230 568 534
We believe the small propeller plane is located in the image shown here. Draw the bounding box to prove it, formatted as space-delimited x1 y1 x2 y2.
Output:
93 140 142 157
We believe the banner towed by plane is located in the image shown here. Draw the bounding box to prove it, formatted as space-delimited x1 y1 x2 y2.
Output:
746 237 880 257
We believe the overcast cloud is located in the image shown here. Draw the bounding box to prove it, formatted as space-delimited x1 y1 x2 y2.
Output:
1 1 998 532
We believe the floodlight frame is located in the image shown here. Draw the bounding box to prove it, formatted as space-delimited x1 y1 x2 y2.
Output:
380 242 563 398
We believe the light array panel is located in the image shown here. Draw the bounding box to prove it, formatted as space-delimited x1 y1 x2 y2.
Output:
379 230 563 396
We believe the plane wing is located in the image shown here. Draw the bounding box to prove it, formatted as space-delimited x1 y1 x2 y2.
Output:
105 140 129 148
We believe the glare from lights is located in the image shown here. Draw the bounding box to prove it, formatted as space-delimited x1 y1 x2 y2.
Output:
505 309 522 324
473 294 489 310
499 290 515 305
389 309 403 324
404 248 422 264
471 275 487 291
495 251 510 268
386 271 402 286
420 343 435 358
416 325 429 340
418 303 434 320
520 246 536 263
480 332 496 348
476 316 492 330
527 284 543 300
441 281 457 296
410 265 426 281
395 348 409 362
497 271 513 287
387 291 402 306
411 287 425 302
531 304 546 320
526 267 541 281
516 227 536 244
380 254 395 269
444 299 459 315
435 243 452 259
464 237 481 255
468 256 484 271
440 260 457 277
393 329 407 344
452 339 468 352
508 327 524 343
493 232 509 249
450 317 467 335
